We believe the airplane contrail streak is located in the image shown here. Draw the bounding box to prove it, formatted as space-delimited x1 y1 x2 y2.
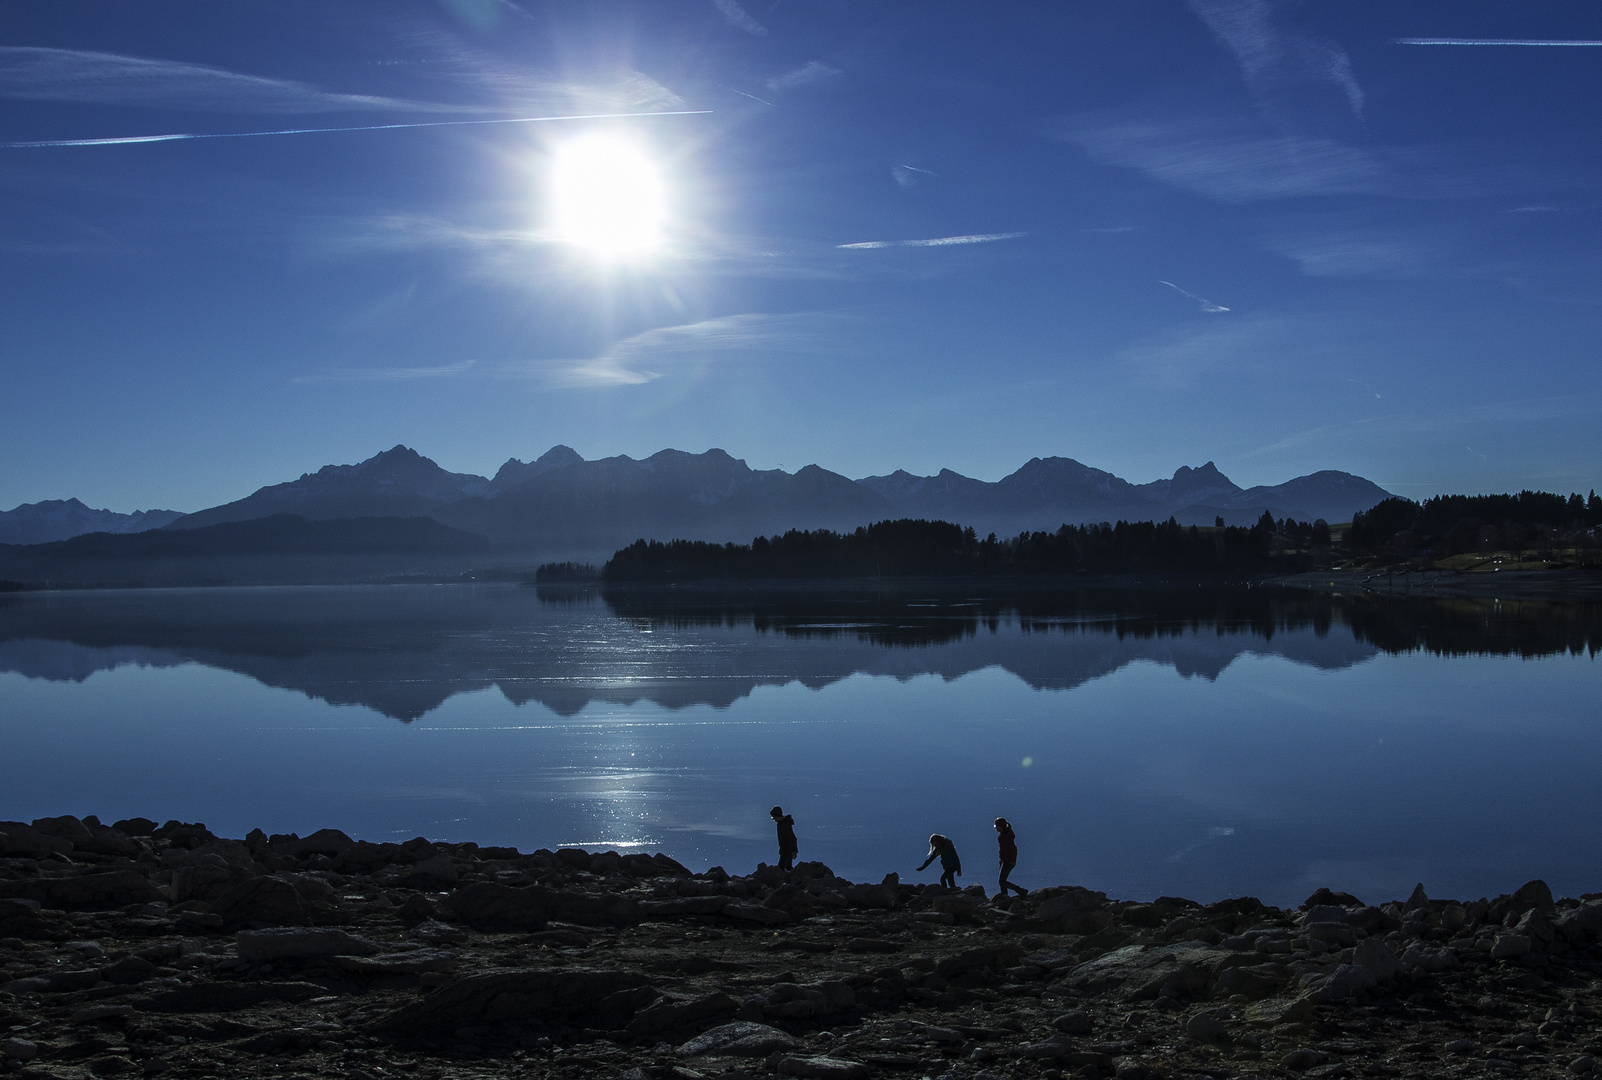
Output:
0 109 712 149
1391 38 1602 46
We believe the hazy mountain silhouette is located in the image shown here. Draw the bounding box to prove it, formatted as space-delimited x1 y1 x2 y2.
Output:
484 445 585 494
857 459 1392 532
438 449 895 547
8 445 1392 568
170 446 493 529
0 499 183 545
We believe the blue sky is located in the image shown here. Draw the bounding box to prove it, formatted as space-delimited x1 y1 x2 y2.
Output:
3 1 1601 512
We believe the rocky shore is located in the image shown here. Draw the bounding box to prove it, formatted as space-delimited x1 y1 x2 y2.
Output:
3 817 1601 1080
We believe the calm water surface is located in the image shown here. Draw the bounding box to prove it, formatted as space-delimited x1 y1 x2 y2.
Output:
1 584 1598 907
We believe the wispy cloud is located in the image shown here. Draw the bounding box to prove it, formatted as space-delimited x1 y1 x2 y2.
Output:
516 313 836 389
710 0 768 37
1120 316 1285 388
1055 115 1386 202
837 232 1025 250
1241 393 1602 458
0 47 459 114
1159 280 1230 312
767 61 841 91
1261 235 1433 279
1187 0 1364 119
294 360 477 383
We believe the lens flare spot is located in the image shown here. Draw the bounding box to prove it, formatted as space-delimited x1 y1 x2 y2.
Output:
550 135 666 259
1020 756 1034 768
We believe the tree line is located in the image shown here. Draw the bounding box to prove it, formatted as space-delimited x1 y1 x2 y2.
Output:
600 514 1329 582
1346 490 1602 559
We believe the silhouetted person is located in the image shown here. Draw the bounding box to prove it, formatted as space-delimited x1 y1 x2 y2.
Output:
770 806 797 871
994 817 1028 898
917 833 962 890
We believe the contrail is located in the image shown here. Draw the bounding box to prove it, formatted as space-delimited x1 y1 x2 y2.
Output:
0 109 711 149
837 232 1025 250
1391 38 1602 46
1159 280 1229 313
718 84 773 106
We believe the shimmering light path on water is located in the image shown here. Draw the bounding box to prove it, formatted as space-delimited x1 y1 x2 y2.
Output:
1 585 1597 907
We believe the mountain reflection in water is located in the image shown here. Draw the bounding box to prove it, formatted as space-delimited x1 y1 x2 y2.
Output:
0 584 1595 722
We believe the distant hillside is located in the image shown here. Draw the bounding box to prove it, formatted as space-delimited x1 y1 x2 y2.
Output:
0 514 492 587
0 499 183 545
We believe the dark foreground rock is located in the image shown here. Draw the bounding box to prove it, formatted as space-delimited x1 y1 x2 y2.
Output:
3 817 1602 1080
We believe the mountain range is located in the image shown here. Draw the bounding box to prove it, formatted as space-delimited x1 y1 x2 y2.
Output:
6 446 1393 562
0 499 183 546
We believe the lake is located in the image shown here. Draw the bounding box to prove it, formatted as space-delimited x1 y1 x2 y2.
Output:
1 583 1598 908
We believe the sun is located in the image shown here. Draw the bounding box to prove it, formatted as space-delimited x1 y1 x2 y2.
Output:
549 135 667 260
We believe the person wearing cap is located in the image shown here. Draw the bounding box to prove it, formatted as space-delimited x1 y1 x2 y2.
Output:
916 833 962 890
994 817 1028 898
770 806 798 871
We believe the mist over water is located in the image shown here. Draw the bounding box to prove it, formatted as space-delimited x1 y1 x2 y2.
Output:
1 584 1597 907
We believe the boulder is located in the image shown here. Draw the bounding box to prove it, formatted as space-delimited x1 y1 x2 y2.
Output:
1185 1012 1227 1041
404 855 459 887
0 821 73 856
1491 934 1532 959
333 949 460 976
1514 907 1555 949
627 991 738 1036
100 956 157 985
210 877 307 928
1513 879 1556 915
1402 883 1430 912
1063 944 1234 1000
143 980 326 1012
844 875 899 910
370 969 653 1038
282 829 354 859
236 928 378 963
1302 964 1376 1003
1556 901 1602 945
29 815 92 841
170 864 256 906
775 1056 869 1080
1352 938 1402 982
0 870 161 910
724 901 790 926
936 945 1025 980
437 882 547 932
678 1021 800 1057
1303 888 1364 909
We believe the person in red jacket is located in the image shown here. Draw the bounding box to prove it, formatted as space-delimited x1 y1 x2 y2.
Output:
994 817 1028 898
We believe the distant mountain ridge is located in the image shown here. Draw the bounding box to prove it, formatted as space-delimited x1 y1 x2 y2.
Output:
0 499 183 546
857 458 1392 533
16 446 1393 552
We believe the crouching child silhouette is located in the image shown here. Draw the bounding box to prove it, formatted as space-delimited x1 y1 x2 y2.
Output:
917 833 962 890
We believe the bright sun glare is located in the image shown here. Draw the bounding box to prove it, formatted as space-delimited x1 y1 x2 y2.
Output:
550 135 667 259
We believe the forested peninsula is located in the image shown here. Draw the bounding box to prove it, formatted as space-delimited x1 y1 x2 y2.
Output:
571 490 1602 587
